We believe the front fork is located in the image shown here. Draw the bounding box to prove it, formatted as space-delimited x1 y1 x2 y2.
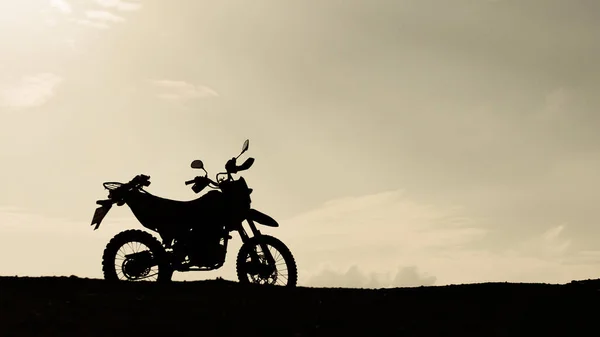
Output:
238 219 277 269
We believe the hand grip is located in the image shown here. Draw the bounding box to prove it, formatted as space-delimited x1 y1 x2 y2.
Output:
185 179 195 185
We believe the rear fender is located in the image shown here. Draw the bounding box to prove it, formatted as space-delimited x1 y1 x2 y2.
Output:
91 200 113 230
246 209 279 227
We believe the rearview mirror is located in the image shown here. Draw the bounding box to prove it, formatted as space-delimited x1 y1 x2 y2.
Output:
191 160 204 170
241 139 249 154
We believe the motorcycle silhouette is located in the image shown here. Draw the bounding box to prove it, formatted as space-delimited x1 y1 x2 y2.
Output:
90 139 297 287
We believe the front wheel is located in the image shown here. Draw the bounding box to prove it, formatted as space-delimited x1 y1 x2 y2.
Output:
101 229 173 282
236 235 298 287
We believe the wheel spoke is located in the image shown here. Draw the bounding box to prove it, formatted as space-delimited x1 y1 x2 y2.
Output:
114 240 158 281
239 237 296 287
102 230 171 283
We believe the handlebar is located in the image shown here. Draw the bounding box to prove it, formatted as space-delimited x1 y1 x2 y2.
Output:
185 156 255 188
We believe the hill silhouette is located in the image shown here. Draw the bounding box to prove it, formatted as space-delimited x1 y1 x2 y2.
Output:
1 276 598 337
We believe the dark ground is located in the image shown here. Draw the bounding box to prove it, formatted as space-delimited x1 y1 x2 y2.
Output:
0 276 599 337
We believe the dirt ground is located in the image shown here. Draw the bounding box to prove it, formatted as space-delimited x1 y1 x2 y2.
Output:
0 276 598 337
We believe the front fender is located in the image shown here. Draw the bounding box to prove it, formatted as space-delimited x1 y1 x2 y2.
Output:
246 208 279 227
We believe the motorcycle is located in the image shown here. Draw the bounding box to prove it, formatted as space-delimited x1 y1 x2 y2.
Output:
90 139 297 287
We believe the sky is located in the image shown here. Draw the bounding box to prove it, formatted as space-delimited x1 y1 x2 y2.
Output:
1 0 600 288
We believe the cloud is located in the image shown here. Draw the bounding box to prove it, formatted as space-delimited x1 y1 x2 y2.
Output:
563 250 600 266
308 265 436 289
283 189 486 256
513 225 572 259
93 0 142 12
70 11 124 29
63 38 83 55
71 19 110 29
49 0 72 14
150 80 219 101
68 4 137 30
392 266 437 287
0 206 128 277
280 189 600 286
0 73 63 109
85 10 124 23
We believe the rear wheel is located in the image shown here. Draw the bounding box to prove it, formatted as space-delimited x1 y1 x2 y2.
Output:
236 235 298 287
102 229 173 282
